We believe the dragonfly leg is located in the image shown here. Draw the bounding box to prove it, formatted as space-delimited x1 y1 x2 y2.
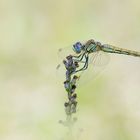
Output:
74 46 94 73
73 46 95 73
80 55 89 71
73 52 86 62
74 54 89 73
82 57 89 70
73 53 82 59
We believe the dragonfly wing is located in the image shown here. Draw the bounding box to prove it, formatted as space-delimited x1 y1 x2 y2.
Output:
56 45 78 81
77 51 110 86
58 45 77 59
56 47 110 86
56 62 66 82
89 50 110 66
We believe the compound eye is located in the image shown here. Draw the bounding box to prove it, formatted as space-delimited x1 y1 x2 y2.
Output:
73 42 82 54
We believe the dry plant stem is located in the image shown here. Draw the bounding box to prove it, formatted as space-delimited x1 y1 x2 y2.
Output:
64 55 79 120
60 55 79 131
59 55 86 140
64 55 79 140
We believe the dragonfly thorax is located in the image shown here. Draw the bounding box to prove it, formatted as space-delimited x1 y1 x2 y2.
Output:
83 40 102 54
86 44 101 54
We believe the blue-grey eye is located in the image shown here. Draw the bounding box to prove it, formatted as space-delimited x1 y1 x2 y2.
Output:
73 42 82 54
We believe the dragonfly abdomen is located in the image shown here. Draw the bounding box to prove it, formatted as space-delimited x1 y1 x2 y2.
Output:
123 50 140 57
102 44 140 57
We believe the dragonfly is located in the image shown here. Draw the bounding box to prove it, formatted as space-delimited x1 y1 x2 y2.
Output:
57 39 140 83
70 39 140 73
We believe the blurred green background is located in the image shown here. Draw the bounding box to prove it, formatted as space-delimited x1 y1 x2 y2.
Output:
0 0 140 140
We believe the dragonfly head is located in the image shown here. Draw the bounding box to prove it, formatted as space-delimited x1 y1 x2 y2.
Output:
73 42 83 54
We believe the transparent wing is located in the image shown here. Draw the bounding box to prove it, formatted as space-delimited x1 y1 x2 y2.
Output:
89 50 110 66
77 51 110 86
56 64 65 82
56 48 110 86
56 45 78 82
58 45 77 59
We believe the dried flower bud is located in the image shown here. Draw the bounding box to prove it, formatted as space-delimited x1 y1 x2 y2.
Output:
73 101 77 106
72 94 77 99
71 94 77 102
71 104 76 113
72 85 76 89
71 75 78 85
66 55 73 60
64 80 70 91
63 60 67 64
63 60 69 69
71 64 77 72
68 59 73 66
65 105 71 115
66 71 71 81
72 109 76 113
64 102 69 107
69 85 76 94
64 80 69 84
63 54 79 117
71 88 75 94
74 61 79 67
73 75 78 79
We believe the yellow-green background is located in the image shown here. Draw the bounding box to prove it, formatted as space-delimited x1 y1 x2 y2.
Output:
0 0 140 139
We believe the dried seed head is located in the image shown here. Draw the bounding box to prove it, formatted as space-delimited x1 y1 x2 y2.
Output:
63 60 69 69
71 104 76 113
68 60 73 66
74 61 79 67
71 88 75 94
72 85 76 89
64 102 69 107
64 80 69 90
73 94 77 99
63 54 79 117
66 55 73 60
71 75 78 85
63 60 67 64
73 101 78 106
66 71 71 80
71 85 76 94
73 75 79 79
71 94 77 101
63 80 68 84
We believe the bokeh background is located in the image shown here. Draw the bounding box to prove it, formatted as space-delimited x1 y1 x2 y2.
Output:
0 0 140 139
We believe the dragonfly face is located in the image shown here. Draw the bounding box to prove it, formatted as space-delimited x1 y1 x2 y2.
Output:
73 42 83 54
